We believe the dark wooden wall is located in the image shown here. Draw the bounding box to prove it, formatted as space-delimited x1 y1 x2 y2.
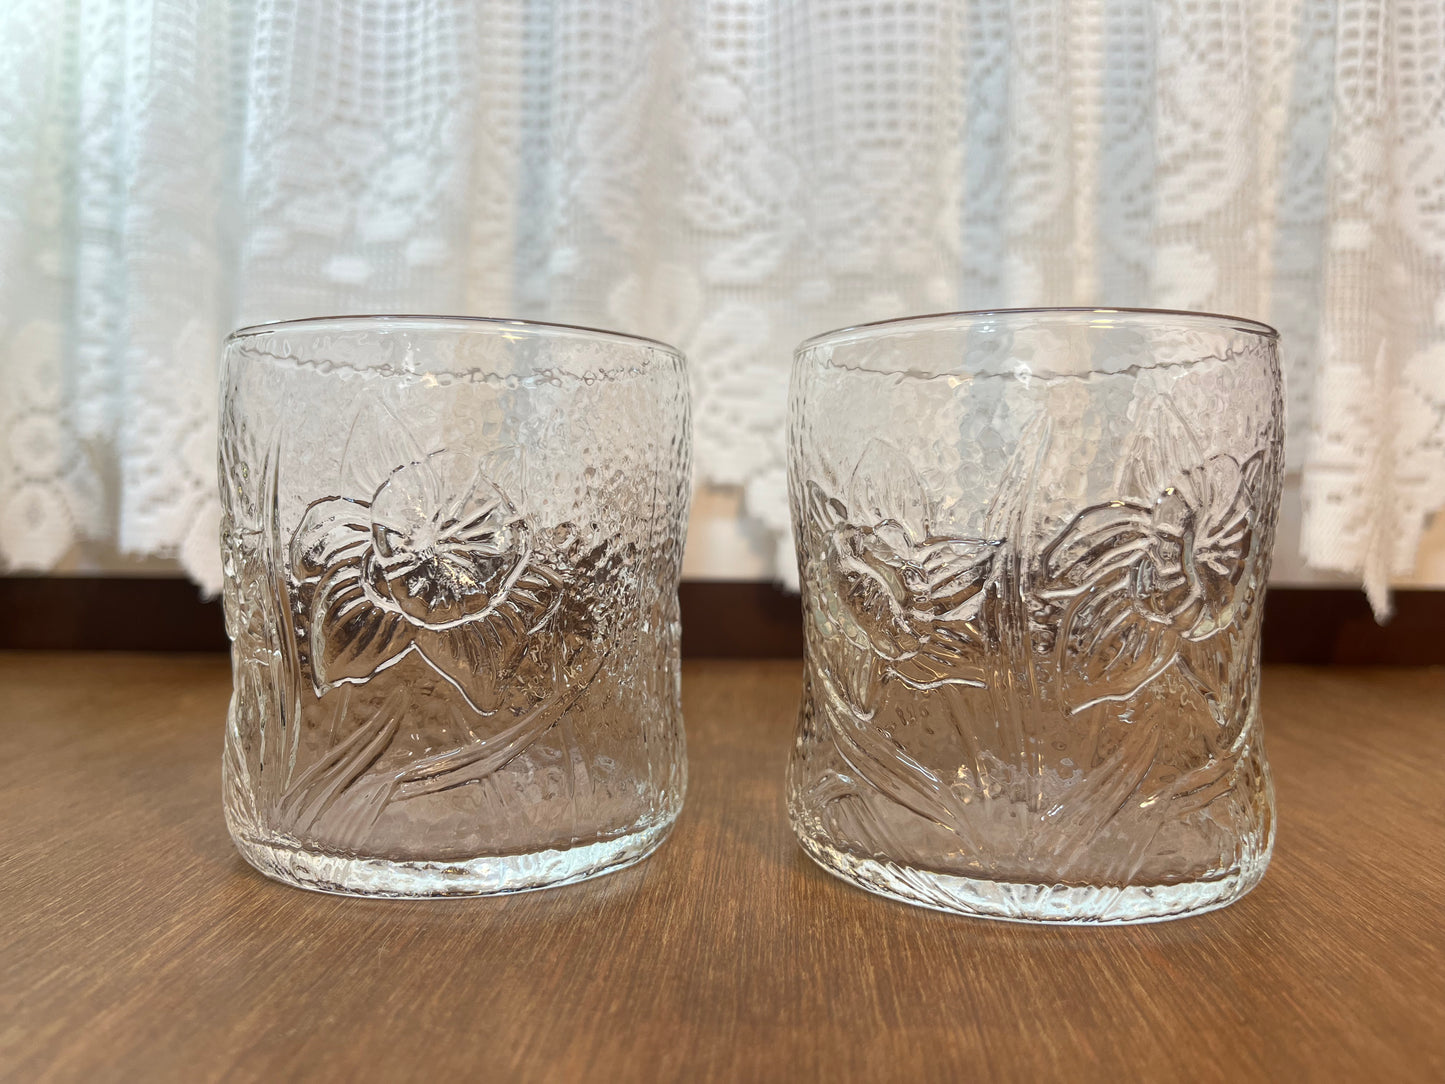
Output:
1 577 1441 663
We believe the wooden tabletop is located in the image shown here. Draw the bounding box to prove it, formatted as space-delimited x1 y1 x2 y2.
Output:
2 653 1442 1082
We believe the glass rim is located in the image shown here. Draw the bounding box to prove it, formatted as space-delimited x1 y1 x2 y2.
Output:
797 306 1280 353
225 313 683 356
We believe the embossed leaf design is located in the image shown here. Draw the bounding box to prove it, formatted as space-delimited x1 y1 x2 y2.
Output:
850 438 930 533
338 398 431 500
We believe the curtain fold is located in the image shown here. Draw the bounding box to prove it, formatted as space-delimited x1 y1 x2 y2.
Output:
2 0 1442 609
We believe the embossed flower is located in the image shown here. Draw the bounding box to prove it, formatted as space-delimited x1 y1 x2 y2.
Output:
808 480 1002 692
1037 451 1263 709
291 449 562 714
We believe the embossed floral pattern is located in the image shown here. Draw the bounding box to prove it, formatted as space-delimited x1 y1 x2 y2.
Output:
789 326 1284 920
1036 451 1262 711
809 481 1002 692
805 423 1264 715
290 448 563 715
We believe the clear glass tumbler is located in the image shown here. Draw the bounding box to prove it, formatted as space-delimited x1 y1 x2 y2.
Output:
788 308 1283 923
220 316 691 897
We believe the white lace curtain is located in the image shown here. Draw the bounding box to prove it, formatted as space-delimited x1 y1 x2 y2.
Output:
2 0 1443 613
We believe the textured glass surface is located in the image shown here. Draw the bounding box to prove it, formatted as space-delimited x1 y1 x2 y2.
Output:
220 317 691 897
787 309 1284 923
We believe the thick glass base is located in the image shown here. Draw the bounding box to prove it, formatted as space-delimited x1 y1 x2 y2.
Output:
230 817 676 899
795 830 1270 925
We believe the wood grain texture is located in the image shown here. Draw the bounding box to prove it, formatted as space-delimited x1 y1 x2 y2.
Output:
1 653 1442 1082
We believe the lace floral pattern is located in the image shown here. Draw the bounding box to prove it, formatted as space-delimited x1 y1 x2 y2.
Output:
1 1 1442 603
